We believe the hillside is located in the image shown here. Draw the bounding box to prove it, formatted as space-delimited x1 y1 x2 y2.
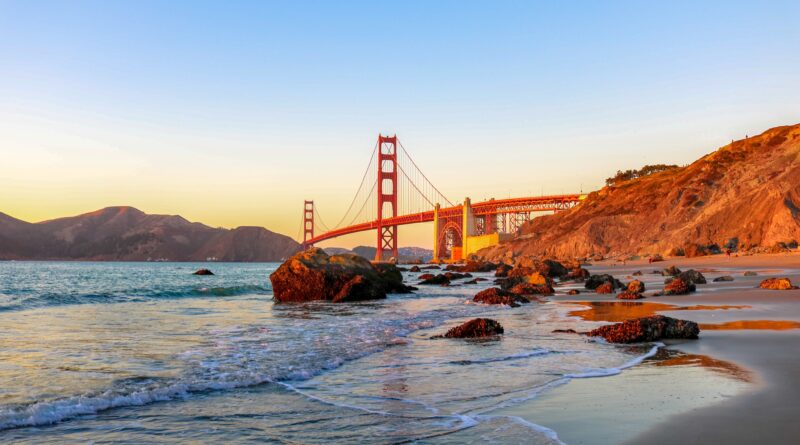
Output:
478 123 800 260
0 207 301 261
323 246 433 262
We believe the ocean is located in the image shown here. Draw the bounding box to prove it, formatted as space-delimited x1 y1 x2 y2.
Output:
0 261 659 444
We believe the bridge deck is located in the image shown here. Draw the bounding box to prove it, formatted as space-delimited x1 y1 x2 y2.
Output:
306 194 585 245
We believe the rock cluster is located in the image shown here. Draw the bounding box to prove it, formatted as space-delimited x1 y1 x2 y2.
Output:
588 315 700 343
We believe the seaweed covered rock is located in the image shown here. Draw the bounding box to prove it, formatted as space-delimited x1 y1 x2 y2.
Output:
627 280 645 293
759 278 797 290
663 277 695 295
588 315 700 343
435 318 504 339
508 282 554 296
269 248 413 303
473 288 529 307
616 291 644 300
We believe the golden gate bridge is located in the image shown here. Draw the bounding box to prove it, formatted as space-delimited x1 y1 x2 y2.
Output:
300 135 586 262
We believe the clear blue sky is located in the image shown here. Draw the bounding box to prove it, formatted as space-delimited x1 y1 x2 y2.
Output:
2 1 799 247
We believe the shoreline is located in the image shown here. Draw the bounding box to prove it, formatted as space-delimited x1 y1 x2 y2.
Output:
509 253 800 445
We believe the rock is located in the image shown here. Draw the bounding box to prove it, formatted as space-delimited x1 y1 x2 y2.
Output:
539 259 569 278
759 278 798 290
418 273 435 280
552 328 580 334
508 282 554 296
616 291 644 300
595 282 615 294
444 272 471 280
663 277 695 295
632 270 643 276
419 274 451 285
662 266 682 277
458 260 498 273
566 267 591 281
588 315 700 343
193 268 214 275
627 280 646 293
678 269 706 285
409 265 421 272
501 269 553 291
420 265 440 270
585 274 623 291
473 288 529 307
373 263 417 293
650 254 664 262
435 318 504 339
464 277 489 284
270 248 411 303
567 289 581 295
744 271 758 276
713 275 735 282
495 264 513 277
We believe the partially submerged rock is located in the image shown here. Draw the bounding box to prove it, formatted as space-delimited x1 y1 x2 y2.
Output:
713 275 735 282
269 248 414 303
588 315 700 343
744 271 758 277
662 277 695 295
567 289 581 295
508 282 554 296
456 260 498 273
759 278 798 290
473 288 529 307
662 266 681 277
419 274 451 285
678 269 707 285
616 291 644 300
627 280 645 293
193 268 214 275
435 318 504 339
585 274 623 291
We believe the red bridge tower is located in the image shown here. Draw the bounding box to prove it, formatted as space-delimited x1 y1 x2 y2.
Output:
302 200 314 249
375 135 398 261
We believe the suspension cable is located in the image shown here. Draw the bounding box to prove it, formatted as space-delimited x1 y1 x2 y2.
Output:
397 138 454 206
331 140 379 229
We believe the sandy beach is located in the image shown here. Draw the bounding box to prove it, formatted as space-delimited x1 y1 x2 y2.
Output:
496 253 800 444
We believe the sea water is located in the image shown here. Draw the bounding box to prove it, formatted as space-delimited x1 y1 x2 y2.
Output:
0 261 658 444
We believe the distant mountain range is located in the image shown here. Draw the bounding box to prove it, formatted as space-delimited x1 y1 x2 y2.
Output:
324 246 433 262
0 206 301 261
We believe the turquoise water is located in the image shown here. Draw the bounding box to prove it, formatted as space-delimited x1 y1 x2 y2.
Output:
0 261 656 444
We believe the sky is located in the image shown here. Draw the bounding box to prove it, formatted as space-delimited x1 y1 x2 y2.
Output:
1 0 799 248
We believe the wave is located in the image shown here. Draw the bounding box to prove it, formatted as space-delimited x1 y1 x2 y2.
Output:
0 284 270 312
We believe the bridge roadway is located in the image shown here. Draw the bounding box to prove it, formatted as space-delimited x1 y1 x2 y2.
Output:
305 194 585 246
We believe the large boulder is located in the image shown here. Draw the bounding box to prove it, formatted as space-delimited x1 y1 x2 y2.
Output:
473 288 529 307
435 318 504 339
588 315 700 343
759 278 797 290
269 248 413 303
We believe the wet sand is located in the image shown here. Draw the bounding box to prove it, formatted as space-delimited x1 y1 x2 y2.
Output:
504 252 800 444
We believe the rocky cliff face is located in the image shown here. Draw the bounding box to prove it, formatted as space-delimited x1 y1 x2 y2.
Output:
479 123 800 260
0 206 300 261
